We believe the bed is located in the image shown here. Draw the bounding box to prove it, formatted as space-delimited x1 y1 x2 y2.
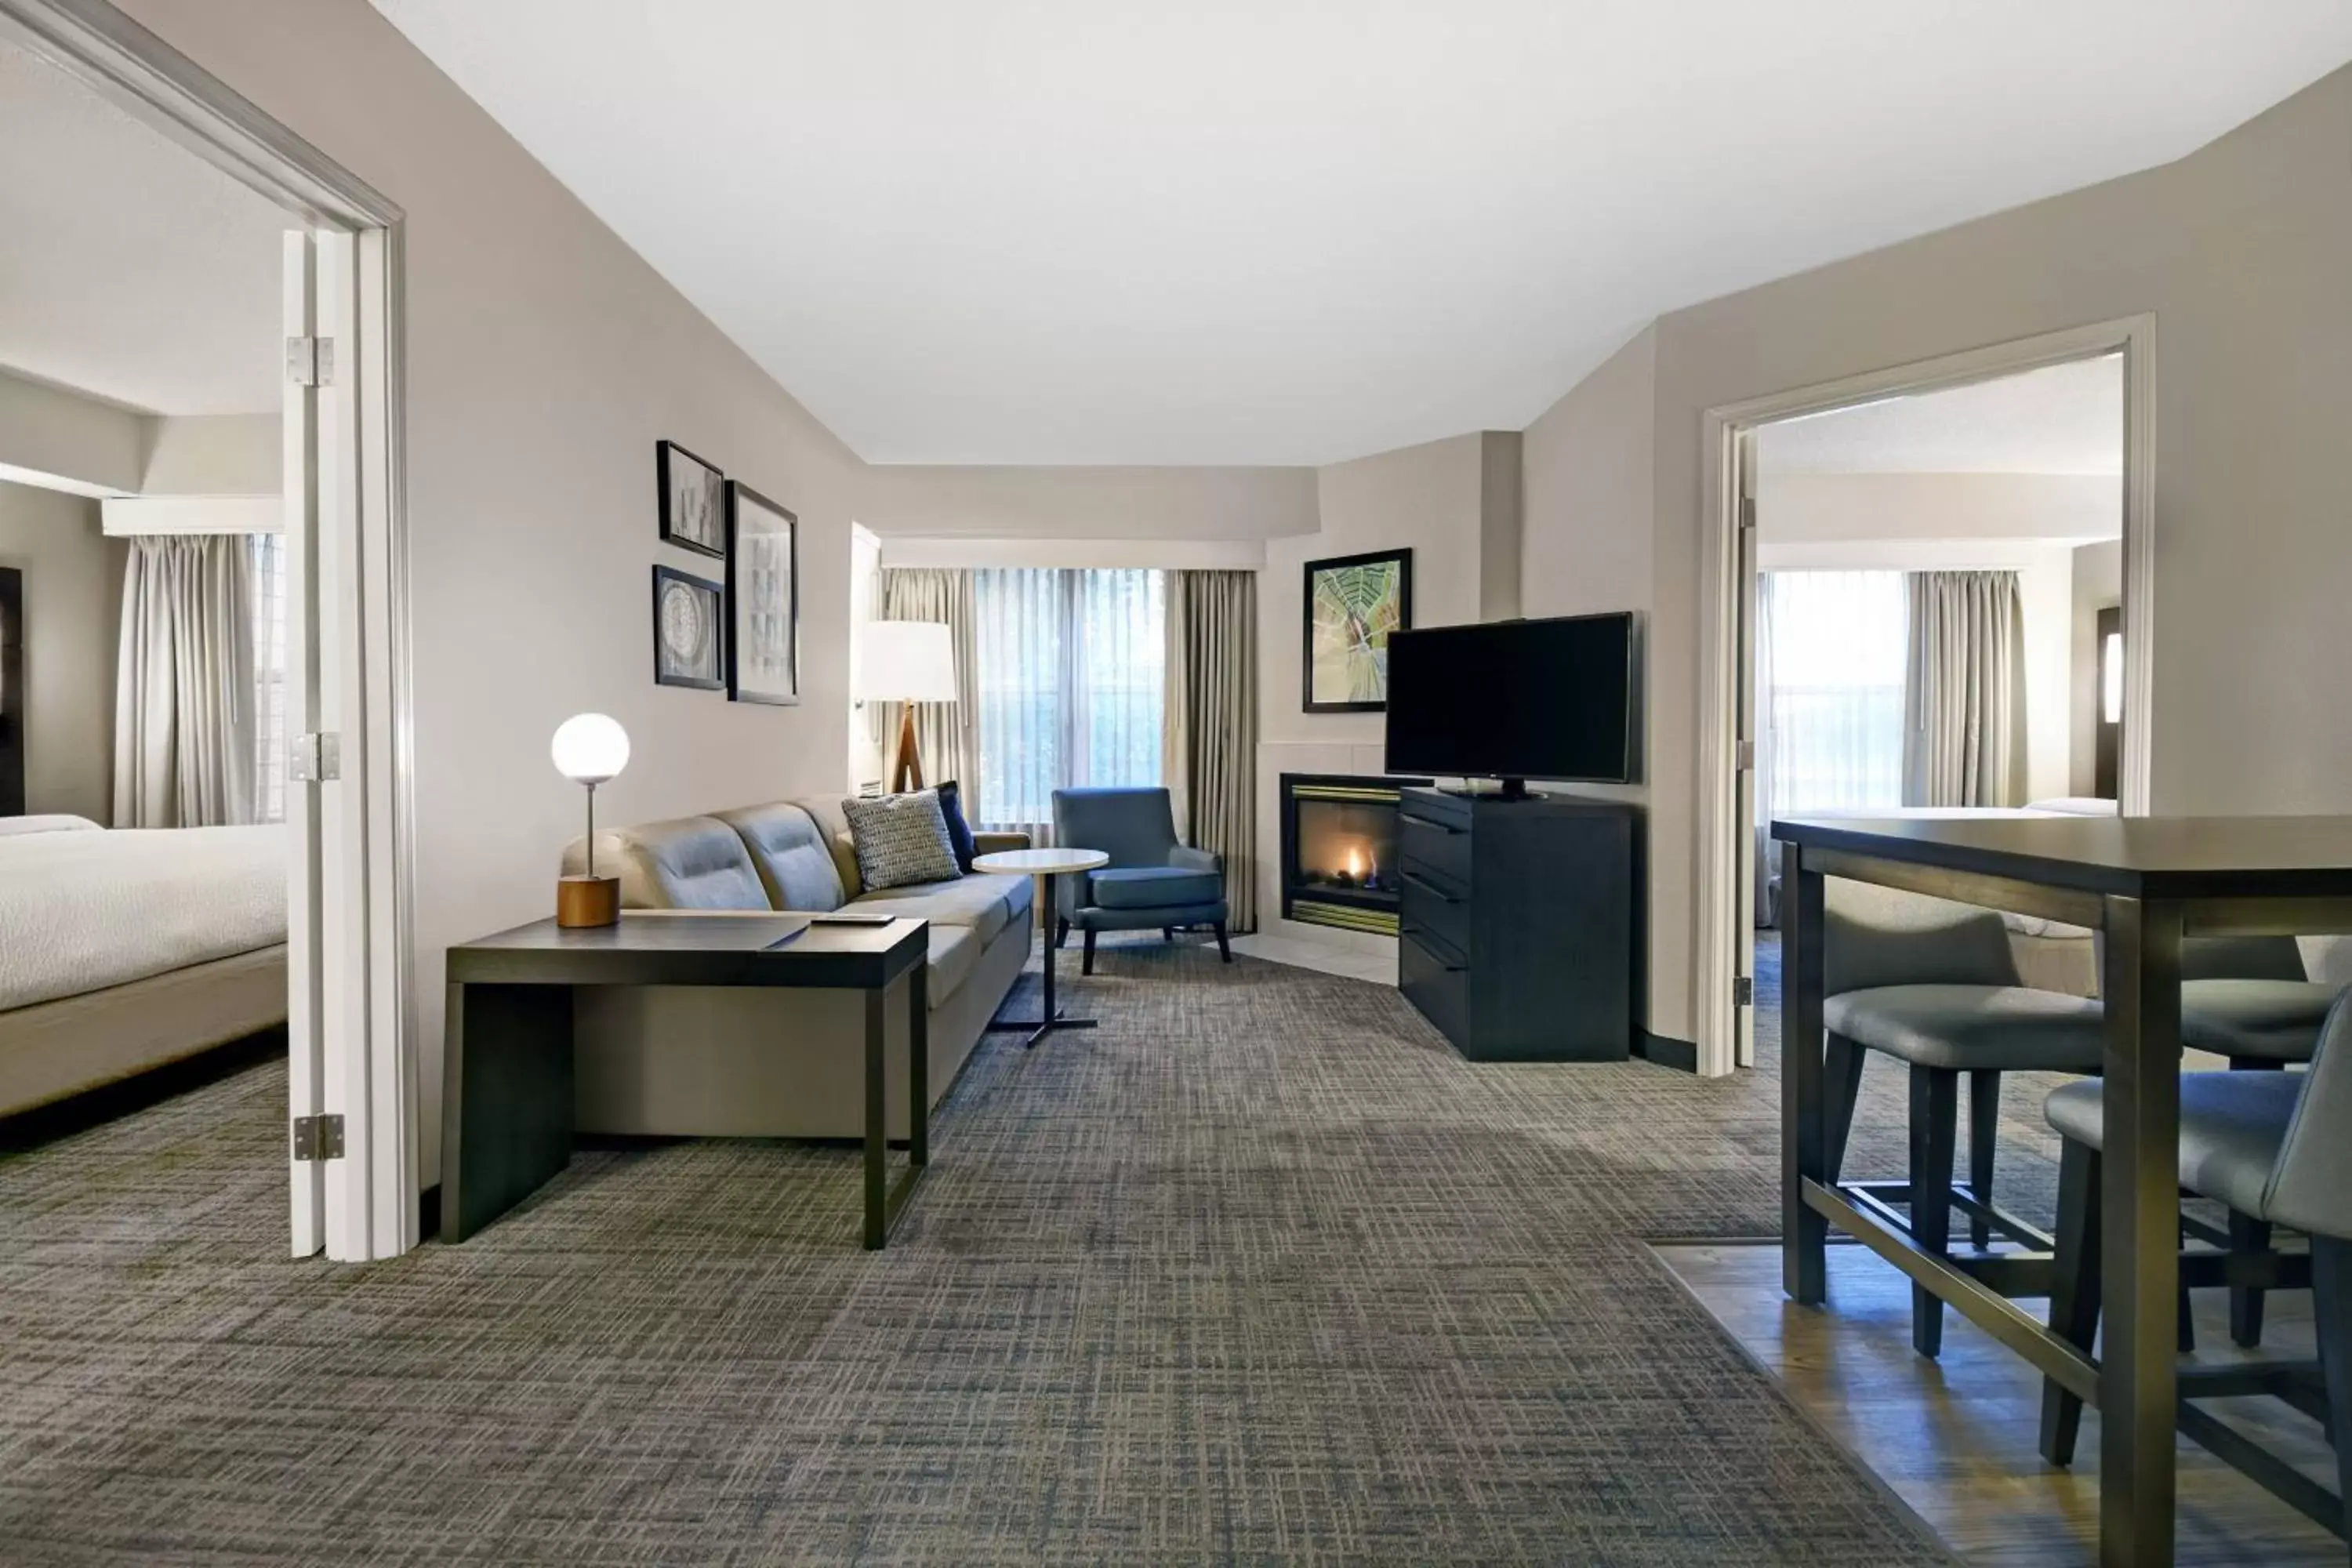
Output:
0 815 287 1116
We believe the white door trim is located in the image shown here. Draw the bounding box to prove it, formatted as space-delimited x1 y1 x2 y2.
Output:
2 0 419 1259
1694 315 2156 1079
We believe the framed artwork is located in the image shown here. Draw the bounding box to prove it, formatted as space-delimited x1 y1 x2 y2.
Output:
657 439 726 557
1302 547 1412 712
652 564 724 689
725 481 799 706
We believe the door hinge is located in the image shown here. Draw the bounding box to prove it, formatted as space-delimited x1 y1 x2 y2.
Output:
285 335 335 387
292 1113 345 1161
289 731 340 782
1737 495 1757 532
1736 739 1756 771
1733 975 1755 1007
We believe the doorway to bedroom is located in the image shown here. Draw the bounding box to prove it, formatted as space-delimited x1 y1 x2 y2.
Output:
0 2 412 1262
1696 322 2152 1075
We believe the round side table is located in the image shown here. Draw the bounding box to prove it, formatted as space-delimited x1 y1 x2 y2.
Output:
974 847 1110 1048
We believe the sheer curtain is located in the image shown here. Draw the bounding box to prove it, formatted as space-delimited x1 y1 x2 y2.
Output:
1755 569 1906 920
113 534 256 827
971 568 1164 840
249 534 288 824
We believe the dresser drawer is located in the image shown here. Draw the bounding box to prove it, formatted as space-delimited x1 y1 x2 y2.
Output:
1398 929 1470 1045
1398 809 1472 891
1398 864 1469 953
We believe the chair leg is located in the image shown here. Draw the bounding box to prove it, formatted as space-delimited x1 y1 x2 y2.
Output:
1214 921 1231 963
1082 928 1098 976
1054 917 1069 949
1909 1065 1959 1359
2311 1236 2352 1522
2229 1210 2274 1348
1969 1069 2000 1250
1823 1035 1867 1185
2039 1137 2103 1466
1163 927 1174 942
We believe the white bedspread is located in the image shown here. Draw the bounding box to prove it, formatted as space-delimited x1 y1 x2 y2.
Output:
0 825 286 1011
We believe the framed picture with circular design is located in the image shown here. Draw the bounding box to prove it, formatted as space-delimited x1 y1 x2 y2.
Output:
651 564 724 690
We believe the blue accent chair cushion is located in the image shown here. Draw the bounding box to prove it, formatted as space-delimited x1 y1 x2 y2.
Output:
1091 865 1222 910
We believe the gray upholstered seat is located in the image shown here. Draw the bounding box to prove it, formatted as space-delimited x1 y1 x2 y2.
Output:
848 873 1033 945
1824 985 2106 1071
1051 786 1231 971
2039 992 2352 1500
2044 1071 2301 1220
2181 978 2342 1062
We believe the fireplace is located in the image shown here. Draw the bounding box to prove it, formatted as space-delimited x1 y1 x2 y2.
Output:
1279 772 1431 936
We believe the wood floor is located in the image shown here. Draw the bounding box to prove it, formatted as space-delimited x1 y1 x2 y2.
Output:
1656 1240 2345 1566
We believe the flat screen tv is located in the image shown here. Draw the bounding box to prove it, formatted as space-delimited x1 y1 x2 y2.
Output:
1384 612 1633 793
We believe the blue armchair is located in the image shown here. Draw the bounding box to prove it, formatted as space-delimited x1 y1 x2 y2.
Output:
1051 786 1231 973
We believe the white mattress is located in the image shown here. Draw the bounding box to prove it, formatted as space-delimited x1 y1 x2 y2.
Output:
0 823 287 1011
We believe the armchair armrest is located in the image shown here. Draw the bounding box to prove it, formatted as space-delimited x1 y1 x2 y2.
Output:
973 830 1033 855
1170 844 1221 874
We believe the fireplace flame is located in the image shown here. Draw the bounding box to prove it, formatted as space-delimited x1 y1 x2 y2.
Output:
1345 844 1365 880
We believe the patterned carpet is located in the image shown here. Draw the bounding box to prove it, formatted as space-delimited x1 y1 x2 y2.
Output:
0 940 2025 1565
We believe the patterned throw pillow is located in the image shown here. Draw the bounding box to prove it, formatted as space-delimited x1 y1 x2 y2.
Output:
842 789 962 891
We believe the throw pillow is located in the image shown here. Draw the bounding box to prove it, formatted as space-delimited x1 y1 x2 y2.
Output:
842 789 962 891
935 779 980 873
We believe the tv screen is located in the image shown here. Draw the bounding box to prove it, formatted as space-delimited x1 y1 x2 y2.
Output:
1384 613 1633 784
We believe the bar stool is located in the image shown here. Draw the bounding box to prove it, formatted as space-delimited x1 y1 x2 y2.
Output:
2178 935 2343 1346
1819 880 2107 1357
2038 993 2352 1541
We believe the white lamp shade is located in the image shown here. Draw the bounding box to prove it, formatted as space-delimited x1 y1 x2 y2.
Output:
857 621 957 702
550 713 631 785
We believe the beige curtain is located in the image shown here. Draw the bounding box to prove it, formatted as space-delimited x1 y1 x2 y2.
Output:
113 534 256 827
1164 570 1258 932
878 567 976 794
1902 569 2024 808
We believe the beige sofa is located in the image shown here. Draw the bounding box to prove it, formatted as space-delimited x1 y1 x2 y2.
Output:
561 795 1031 1139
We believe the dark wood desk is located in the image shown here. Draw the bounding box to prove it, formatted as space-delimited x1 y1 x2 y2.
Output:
441 913 931 1250
1772 813 2352 1568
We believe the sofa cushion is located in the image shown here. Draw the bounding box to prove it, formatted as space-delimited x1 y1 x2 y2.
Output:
789 794 866 897
848 872 1032 944
843 791 962 891
714 802 847 912
1089 865 1221 911
924 922 981 1007
564 816 769 910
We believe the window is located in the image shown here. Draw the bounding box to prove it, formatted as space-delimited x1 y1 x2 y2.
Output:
1759 569 1906 818
971 568 1163 833
250 532 288 824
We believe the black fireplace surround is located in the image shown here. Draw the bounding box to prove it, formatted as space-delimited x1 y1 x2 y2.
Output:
1279 772 1432 936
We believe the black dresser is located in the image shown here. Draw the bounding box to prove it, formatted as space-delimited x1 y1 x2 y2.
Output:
1395 786 1637 1062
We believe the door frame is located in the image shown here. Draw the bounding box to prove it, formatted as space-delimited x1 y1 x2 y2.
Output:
1693 315 2155 1079
0 0 418 1260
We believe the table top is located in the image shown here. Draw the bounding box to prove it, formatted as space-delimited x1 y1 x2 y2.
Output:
1773 813 2352 902
974 848 1111 875
447 912 928 987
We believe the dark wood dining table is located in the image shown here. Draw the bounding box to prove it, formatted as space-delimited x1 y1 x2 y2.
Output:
1771 812 2352 1568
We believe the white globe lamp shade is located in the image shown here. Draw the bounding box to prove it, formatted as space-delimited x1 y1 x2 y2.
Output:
550 713 630 786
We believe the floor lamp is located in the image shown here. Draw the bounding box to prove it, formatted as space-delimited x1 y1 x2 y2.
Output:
858 620 957 793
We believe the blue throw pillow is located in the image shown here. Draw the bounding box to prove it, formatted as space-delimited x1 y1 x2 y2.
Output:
935 779 979 873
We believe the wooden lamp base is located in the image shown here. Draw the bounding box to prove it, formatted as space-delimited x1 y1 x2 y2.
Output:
556 874 619 927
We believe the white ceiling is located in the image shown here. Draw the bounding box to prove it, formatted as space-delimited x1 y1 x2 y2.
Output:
0 38 288 416
1758 355 2125 477
372 1 2352 466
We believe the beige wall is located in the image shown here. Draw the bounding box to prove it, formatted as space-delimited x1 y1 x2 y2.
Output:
1753 472 2119 546
1523 62 2352 1047
861 463 1317 540
0 479 122 822
121 0 872 1185
141 413 279 495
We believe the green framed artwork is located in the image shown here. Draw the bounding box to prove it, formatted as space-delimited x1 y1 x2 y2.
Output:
1302 548 1412 713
